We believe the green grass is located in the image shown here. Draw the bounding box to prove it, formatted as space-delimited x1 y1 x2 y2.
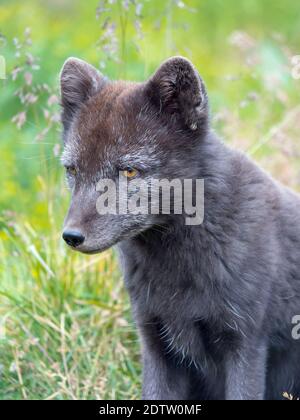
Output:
0 0 300 399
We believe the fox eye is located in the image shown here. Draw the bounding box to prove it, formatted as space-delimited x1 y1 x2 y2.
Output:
66 166 77 176
122 167 138 179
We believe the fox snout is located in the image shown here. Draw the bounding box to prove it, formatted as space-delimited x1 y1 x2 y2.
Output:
62 230 85 248
62 195 94 252
62 200 123 255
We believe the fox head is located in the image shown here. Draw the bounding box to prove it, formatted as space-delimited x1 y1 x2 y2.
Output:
60 56 209 254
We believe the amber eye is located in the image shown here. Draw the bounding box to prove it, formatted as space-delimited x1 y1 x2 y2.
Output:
122 167 138 179
66 166 77 176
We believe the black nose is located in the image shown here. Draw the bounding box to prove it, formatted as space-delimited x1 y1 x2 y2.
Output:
62 230 85 247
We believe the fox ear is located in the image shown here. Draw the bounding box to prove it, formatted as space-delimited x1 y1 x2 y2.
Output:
146 56 209 132
60 57 106 130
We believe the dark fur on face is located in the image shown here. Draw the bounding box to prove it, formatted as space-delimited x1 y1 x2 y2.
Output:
60 56 300 400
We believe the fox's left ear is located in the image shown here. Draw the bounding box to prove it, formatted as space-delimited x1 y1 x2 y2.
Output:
60 57 106 130
145 56 209 132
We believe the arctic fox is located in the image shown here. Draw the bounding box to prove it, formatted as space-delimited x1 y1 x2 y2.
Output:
60 56 300 400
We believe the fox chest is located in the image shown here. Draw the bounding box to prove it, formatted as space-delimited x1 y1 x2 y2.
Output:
123 263 235 367
118 243 239 367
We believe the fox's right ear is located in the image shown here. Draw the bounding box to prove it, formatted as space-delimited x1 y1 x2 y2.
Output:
60 58 106 130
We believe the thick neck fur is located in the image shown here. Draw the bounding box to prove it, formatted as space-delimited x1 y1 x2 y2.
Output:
123 127 279 304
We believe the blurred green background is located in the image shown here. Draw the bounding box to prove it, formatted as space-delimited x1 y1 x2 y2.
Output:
0 0 299 399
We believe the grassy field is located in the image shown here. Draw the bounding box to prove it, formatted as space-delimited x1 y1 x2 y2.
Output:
0 0 300 399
